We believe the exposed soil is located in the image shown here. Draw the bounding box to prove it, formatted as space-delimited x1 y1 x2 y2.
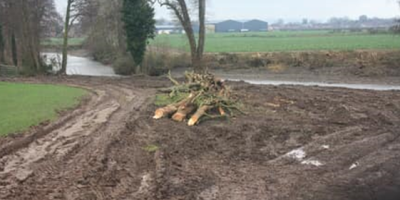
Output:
0 76 400 200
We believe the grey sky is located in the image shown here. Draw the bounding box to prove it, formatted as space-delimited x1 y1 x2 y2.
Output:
55 0 400 22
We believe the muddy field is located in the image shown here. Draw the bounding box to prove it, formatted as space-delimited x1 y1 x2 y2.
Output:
0 76 400 200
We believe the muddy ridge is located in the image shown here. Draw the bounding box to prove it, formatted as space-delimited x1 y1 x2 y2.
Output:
0 76 400 200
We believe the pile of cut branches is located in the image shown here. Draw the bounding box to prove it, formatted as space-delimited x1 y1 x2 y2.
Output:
153 72 242 126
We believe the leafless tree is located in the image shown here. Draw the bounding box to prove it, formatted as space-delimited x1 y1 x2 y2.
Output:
0 0 57 73
84 0 126 61
156 0 207 74
60 0 90 74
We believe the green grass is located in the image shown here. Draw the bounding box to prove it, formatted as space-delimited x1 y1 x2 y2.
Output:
0 82 86 136
41 38 85 47
143 144 159 152
152 30 400 53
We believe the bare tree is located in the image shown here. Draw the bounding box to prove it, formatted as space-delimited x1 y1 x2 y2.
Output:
0 0 56 73
156 0 207 74
85 0 126 61
60 0 88 75
60 0 74 75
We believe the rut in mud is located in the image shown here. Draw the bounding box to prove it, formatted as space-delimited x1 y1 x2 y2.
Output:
0 77 157 200
0 77 400 200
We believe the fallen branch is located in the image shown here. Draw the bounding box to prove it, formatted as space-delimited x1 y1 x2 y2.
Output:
168 71 180 86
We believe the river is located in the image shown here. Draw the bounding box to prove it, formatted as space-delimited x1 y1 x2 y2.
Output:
43 53 118 77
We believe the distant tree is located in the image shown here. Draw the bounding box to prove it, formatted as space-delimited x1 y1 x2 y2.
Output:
392 1 400 34
359 15 368 23
156 18 168 25
84 0 126 64
329 17 351 28
157 0 207 74
122 0 156 74
302 18 308 25
277 19 285 25
0 24 4 63
40 0 63 37
309 20 319 25
76 0 99 34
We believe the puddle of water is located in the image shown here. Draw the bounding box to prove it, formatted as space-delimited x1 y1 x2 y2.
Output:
42 53 118 77
230 79 400 91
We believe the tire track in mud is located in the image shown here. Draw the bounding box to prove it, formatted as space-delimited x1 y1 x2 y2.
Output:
0 82 154 200
1 77 400 200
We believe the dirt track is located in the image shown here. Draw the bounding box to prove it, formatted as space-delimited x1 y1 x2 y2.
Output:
0 76 400 200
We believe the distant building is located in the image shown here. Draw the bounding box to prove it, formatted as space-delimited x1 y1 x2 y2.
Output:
155 25 202 34
244 20 268 32
215 19 268 33
155 25 183 34
215 20 242 32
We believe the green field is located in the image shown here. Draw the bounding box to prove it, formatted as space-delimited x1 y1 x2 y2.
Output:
152 30 400 52
41 38 86 47
42 31 400 52
0 82 86 136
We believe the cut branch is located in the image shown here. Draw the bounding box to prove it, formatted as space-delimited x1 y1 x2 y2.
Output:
188 105 212 126
153 72 241 126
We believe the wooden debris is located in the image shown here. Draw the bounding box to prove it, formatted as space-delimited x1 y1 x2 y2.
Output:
153 72 242 126
153 105 178 119
188 105 212 126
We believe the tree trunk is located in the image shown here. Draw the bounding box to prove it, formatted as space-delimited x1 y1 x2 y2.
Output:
0 24 3 64
61 0 73 75
136 65 142 74
11 33 18 66
195 0 206 74
160 0 207 74
154 93 196 119
172 104 196 122
188 105 212 126
174 0 198 71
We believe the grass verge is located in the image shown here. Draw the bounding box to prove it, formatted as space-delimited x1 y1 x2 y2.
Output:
0 82 86 136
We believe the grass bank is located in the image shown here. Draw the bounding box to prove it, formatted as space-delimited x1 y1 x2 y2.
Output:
0 82 86 136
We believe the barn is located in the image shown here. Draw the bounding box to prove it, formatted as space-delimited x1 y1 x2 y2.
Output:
215 20 242 32
243 20 268 32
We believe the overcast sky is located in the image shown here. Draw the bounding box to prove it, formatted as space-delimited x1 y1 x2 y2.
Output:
55 0 400 22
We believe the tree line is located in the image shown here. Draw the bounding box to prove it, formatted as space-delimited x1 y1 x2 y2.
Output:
0 0 207 75
0 0 61 74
